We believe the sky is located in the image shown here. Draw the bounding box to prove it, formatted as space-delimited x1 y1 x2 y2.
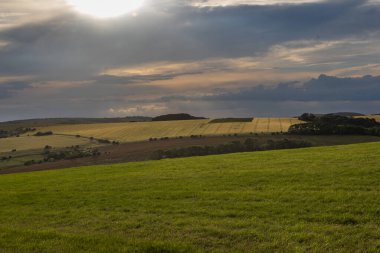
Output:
1 0 380 121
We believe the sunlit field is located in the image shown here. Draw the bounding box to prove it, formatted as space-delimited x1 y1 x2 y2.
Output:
356 115 380 122
0 135 93 153
37 118 304 142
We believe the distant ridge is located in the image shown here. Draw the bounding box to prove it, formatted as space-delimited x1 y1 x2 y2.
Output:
152 113 206 121
0 117 152 130
328 112 365 117
301 112 365 118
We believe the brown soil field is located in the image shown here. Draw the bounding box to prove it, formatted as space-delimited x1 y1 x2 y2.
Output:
1 134 380 175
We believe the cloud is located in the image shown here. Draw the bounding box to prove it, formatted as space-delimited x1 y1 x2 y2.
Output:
1 0 380 79
138 74 380 117
0 81 31 99
0 0 380 120
108 104 168 116
190 0 324 7
159 74 380 102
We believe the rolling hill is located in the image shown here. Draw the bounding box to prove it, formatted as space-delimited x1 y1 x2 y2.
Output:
35 118 304 142
0 142 379 252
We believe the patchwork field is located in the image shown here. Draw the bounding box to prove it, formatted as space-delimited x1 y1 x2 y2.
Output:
0 135 96 169
37 118 304 142
0 142 380 252
0 135 93 153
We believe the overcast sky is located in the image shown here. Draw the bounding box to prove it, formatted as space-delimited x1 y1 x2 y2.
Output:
1 0 380 121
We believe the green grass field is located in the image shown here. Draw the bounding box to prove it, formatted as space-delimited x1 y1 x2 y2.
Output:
36 118 304 142
0 142 379 252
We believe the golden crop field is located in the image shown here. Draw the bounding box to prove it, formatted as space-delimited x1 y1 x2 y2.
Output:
0 135 93 153
37 118 304 143
373 116 380 122
356 115 380 122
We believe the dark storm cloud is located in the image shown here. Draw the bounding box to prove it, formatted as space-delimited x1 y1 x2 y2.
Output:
1 0 380 120
0 0 380 78
0 81 31 99
158 75 380 102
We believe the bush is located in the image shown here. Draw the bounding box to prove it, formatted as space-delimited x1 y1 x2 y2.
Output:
24 160 36 166
0 127 36 139
34 131 53 136
97 139 111 144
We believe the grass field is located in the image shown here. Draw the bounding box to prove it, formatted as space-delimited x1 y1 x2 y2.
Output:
36 118 304 142
0 142 379 252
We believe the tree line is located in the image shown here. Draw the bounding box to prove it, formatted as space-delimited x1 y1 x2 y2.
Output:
0 128 36 138
152 138 312 160
290 113 380 136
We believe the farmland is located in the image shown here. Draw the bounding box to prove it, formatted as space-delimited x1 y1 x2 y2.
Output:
0 135 93 153
356 115 380 122
0 142 380 252
2 134 380 174
0 135 96 169
37 118 304 143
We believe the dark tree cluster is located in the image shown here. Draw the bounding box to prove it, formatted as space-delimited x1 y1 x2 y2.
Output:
0 127 36 138
291 114 380 136
34 131 53 136
95 138 119 145
1 156 12 161
152 138 312 160
24 146 101 166
44 146 101 161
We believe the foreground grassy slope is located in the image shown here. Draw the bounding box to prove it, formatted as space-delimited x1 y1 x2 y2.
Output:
37 118 304 142
1 143 380 252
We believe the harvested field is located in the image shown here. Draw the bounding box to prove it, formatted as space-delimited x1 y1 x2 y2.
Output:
0 135 93 153
356 115 380 122
37 118 305 142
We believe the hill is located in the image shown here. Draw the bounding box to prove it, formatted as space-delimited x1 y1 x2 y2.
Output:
35 118 304 142
152 113 206 121
0 117 152 130
329 112 365 117
0 142 380 252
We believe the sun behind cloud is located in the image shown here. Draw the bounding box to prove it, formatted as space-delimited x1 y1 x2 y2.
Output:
65 0 144 18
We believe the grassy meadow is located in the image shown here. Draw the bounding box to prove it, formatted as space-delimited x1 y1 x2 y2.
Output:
36 118 304 142
0 142 380 252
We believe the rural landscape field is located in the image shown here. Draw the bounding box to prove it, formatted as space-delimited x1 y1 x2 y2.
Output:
2 0 380 252
1 114 380 252
1 142 380 252
35 118 304 142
